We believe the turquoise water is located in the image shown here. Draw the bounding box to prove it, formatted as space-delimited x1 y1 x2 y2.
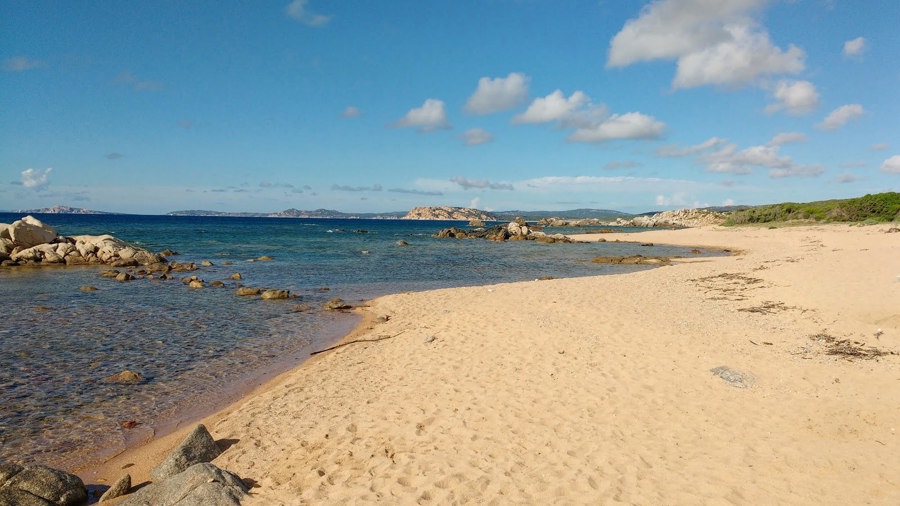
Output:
0 214 715 470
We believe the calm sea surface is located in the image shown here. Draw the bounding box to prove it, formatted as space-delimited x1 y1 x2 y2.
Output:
0 213 714 470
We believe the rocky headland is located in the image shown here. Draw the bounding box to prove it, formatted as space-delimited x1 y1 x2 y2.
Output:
403 206 497 221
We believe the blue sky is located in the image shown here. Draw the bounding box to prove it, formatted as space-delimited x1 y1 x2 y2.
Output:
2 0 898 214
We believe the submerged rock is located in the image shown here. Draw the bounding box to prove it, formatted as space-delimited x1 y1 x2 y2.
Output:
324 298 351 311
104 370 144 384
260 289 290 300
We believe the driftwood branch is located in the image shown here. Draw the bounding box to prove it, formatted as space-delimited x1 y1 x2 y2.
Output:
310 330 406 356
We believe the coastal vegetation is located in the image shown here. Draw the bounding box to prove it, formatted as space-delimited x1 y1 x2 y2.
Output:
723 192 900 225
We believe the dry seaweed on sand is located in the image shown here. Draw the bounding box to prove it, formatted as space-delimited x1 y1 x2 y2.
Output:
809 333 897 360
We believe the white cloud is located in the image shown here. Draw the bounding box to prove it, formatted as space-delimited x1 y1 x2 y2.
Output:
2 56 43 72
285 0 331 26
450 176 513 190
512 90 589 124
604 160 641 170
462 128 494 146
843 36 866 57
818 104 864 131
871 143 889 151
21 167 52 190
768 132 807 146
699 140 824 179
673 24 805 89
342 106 362 118
881 155 900 174
656 137 724 157
465 72 530 115
608 0 805 89
765 80 819 115
568 112 665 143
394 99 451 132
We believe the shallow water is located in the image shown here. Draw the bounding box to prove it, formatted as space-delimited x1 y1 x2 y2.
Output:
0 214 716 469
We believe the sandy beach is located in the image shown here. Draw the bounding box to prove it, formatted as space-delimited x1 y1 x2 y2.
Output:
83 224 900 504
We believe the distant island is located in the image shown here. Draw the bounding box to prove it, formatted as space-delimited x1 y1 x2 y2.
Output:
12 193 899 225
14 205 114 215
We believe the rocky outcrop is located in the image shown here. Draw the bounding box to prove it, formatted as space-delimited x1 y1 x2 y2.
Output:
0 216 166 267
150 424 222 481
434 219 573 244
121 463 247 506
403 206 497 221
615 209 727 228
0 463 87 506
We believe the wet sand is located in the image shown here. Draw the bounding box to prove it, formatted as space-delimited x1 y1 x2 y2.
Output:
82 224 900 505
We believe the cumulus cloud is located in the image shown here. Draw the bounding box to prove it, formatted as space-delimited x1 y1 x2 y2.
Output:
331 184 383 192
342 106 362 118
768 132 807 146
387 188 444 196
568 112 665 143
656 137 724 157
818 104 864 131
701 141 822 178
512 90 589 124
285 0 332 26
462 128 494 146
843 37 866 57
881 155 900 174
2 56 43 72
465 72 530 115
394 99 451 132
765 80 819 115
450 176 514 191
608 0 805 89
21 168 52 190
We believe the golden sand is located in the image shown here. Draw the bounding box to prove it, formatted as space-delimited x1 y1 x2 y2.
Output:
85 224 900 505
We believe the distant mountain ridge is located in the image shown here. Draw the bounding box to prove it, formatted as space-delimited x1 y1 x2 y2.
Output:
15 205 114 215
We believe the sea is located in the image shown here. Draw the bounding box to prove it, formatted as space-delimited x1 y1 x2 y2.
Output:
0 213 716 471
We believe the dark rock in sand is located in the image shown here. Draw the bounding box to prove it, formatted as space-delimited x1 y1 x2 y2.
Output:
122 463 247 506
0 463 87 506
150 424 222 481
98 473 131 503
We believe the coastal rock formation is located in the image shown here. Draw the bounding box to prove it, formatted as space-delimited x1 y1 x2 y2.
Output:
434 220 573 243
616 209 727 228
0 216 166 267
150 424 222 481
121 463 247 506
403 206 497 221
0 463 87 506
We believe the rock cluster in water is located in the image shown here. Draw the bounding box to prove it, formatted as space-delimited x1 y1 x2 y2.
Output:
0 463 87 506
434 218 573 243
0 216 165 267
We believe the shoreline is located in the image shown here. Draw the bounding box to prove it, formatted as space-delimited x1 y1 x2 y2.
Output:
81 224 900 504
